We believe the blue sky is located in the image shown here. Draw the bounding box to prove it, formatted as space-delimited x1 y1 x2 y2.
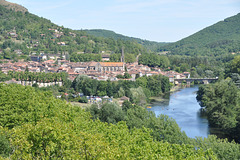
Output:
7 0 240 42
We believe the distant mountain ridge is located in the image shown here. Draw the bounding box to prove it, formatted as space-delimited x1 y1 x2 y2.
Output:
161 13 240 56
0 0 27 12
84 29 170 52
0 2 148 61
1 0 239 58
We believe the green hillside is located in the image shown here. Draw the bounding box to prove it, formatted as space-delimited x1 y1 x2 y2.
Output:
0 3 147 61
0 0 27 12
85 29 170 52
160 13 240 56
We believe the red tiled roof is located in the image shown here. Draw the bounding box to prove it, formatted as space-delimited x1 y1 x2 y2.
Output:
99 62 123 67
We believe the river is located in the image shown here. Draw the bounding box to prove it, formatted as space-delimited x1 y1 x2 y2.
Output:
147 85 210 138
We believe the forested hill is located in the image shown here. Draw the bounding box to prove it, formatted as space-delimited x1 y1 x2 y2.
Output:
0 0 27 12
160 13 240 56
85 29 170 52
0 2 147 61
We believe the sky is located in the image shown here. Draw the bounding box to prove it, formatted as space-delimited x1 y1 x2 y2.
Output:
7 0 240 42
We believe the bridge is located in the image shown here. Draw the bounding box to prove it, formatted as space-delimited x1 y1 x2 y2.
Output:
174 78 218 85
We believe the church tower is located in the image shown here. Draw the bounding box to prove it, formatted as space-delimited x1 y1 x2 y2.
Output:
121 47 124 62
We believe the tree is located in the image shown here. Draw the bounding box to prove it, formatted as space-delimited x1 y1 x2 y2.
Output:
180 63 189 72
99 102 125 124
0 132 12 158
196 79 240 141
231 55 240 74
130 87 147 105
124 72 131 79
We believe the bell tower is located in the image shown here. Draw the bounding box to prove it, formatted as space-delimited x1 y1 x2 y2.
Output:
121 47 124 62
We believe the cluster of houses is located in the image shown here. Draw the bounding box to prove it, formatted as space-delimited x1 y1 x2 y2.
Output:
0 58 190 83
1 57 191 105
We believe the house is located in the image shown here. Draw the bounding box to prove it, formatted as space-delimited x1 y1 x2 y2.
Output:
120 96 130 101
28 67 40 72
48 54 61 60
57 67 68 72
69 32 76 37
14 49 22 55
57 42 66 46
71 63 88 72
101 54 110 61
30 56 42 62
78 93 84 97
56 95 62 98
8 32 18 38
119 96 130 106
168 75 174 83
128 70 139 80
40 53 47 60
183 72 190 78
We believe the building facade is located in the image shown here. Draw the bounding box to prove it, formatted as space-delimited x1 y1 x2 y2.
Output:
88 62 124 72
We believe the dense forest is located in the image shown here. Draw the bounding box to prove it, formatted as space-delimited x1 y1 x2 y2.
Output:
0 70 170 105
1 83 240 159
71 74 170 104
160 13 240 56
0 4 147 62
196 56 240 142
85 29 169 52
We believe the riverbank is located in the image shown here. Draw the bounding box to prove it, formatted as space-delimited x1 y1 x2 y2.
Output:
170 85 182 93
148 85 183 104
148 85 210 138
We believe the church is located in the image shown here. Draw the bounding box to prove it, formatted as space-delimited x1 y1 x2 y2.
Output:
88 47 125 72
88 62 124 72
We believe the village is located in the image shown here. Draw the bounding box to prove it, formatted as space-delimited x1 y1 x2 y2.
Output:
0 53 191 105
0 54 190 83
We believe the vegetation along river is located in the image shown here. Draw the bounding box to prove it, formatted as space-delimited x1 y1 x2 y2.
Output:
147 85 210 138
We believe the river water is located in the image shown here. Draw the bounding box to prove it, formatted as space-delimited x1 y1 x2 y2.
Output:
147 85 210 138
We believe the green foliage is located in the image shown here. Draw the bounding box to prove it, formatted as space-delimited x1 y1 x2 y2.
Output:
122 100 133 112
0 5 147 61
78 96 88 103
85 29 170 52
72 74 170 102
0 71 11 82
116 72 132 79
0 130 12 158
7 71 67 83
110 53 121 62
139 53 170 68
193 135 240 160
8 117 216 159
3 83 240 159
125 53 136 63
0 84 215 159
230 55 240 74
197 80 240 141
70 53 101 62
88 102 189 145
130 87 147 105
99 102 125 124
161 13 240 56
125 105 189 144
0 83 69 128
168 55 230 77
